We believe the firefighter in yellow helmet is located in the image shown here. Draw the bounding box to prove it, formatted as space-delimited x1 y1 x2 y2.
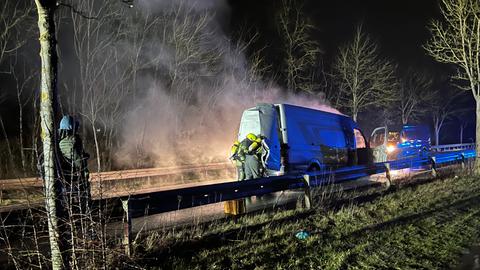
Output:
225 133 265 215
242 133 264 179
230 140 245 180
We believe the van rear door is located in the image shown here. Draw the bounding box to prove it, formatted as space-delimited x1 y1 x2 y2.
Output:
238 105 281 171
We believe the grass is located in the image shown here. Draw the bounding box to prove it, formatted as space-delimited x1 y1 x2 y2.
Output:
127 170 480 269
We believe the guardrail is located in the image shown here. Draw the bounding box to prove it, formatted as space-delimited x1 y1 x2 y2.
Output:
1 142 472 190
431 143 475 152
0 149 474 255
118 149 476 253
121 150 476 215
0 162 233 190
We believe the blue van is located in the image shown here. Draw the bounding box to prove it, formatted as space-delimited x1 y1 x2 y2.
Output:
369 125 431 162
237 103 372 175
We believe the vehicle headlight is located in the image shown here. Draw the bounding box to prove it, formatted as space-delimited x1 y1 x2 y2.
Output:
386 145 396 153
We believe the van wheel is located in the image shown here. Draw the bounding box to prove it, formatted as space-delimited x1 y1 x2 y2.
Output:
307 164 321 173
307 164 324 181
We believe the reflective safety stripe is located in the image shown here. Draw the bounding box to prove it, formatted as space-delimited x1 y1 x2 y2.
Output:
260 140 270 168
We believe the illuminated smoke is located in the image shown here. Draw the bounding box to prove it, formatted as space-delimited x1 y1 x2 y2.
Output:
114 0 339 168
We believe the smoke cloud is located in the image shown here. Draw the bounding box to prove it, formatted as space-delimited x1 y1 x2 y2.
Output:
112 0 338 167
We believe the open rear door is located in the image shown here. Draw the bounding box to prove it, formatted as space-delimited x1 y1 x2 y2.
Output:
370 127 387 162
238 104 281 171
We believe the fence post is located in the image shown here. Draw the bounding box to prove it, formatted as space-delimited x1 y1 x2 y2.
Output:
122 198 132 257
430 157 437 178
461 153 466 169
384 163 391 188
302 175 312 210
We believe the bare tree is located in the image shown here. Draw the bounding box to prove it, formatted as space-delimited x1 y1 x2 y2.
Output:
397 69 434 125
11 65 36 174
34 1 64 269
430 88 461 145
276 0 322 94
0 1 34 177
0 93 14 173
0 1 31 66
69 0 128 173
424 0 480 168
332 24 397 122
459 119 468 144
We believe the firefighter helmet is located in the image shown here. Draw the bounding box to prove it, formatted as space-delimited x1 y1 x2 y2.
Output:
246 133 258 142
59 115 79 131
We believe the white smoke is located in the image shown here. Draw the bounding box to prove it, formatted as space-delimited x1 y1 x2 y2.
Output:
113 0 338 168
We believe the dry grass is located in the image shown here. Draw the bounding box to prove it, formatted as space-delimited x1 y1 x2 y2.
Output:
125 169 480 269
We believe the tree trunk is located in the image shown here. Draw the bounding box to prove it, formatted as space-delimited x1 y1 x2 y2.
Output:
17 90 25 173
0 116 14 172
352 108 358 122
34 1 64 269
476 100 480 173
435 126 440 146
31 98 39 171
402 112 408 125
460 124 464 144
91 121 102 173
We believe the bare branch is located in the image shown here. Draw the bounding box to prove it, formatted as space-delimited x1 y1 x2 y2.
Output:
276 0 322 94
57 2 99 20
332 24 397 121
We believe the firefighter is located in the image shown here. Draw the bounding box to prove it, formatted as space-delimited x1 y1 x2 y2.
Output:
230 140 245 180
58 115 91 215
242 133 265 180
225 133 264 215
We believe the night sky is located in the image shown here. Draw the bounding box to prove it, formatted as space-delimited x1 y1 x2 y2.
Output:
230 0 440 67
229 0 475 143
0 0 474 143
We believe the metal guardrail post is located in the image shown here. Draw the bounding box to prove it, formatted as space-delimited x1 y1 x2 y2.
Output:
461 154 466 169
121 198 132 257
302 175 312 210
430 157 437 178
384 163 391 188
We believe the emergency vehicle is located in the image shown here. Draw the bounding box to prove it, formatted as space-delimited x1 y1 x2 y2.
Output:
369 125 431 162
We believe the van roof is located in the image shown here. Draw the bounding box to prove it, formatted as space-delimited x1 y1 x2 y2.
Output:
252 103 359 129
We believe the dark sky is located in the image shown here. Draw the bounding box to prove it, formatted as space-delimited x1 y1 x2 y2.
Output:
229 0 475 143
229 0 441 70
0 0 473 143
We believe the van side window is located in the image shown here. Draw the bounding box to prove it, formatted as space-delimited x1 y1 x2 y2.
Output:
315 128 347 148
354 129 366 148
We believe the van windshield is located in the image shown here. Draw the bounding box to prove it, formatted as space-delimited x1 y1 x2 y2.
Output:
388 132 400 143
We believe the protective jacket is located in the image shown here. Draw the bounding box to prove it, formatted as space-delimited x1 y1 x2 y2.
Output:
59 134 90 178
230 140 243 161
240 133 264 179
